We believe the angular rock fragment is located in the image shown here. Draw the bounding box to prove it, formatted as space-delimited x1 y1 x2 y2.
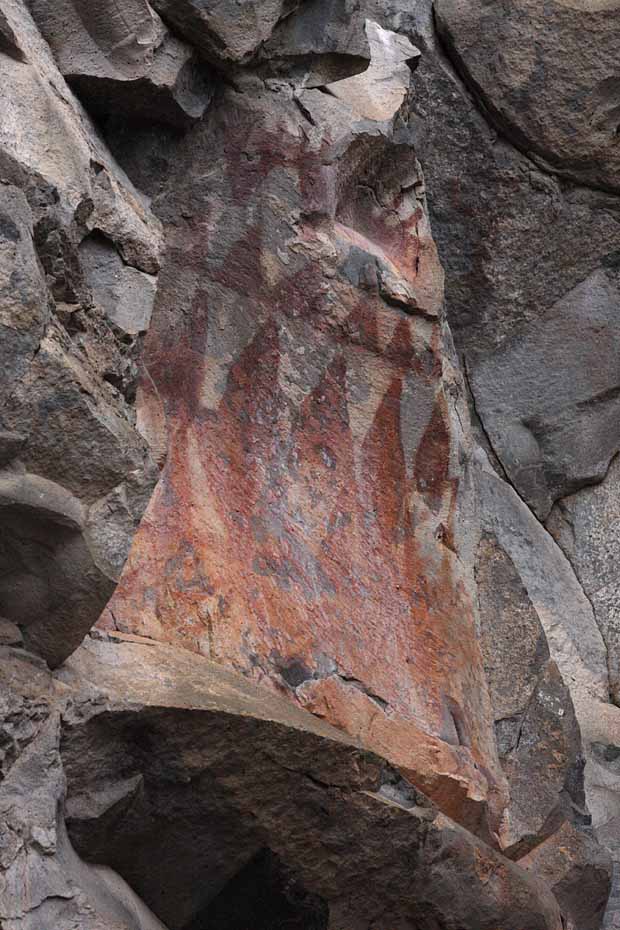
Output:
80 234 156 335
259 0 371 84
150 0 299 66
402 11 620 521
0 0 162 271
27 0 213 128
0 6 22 59
57 637 563 930
520 820 613 930
548 455 620 705
324 20 420 123
477 532 587 857
476 451 617 922
0 320 158 666
470 269 620 519
0 186 49 406
0 652 168 930
0 0 161 668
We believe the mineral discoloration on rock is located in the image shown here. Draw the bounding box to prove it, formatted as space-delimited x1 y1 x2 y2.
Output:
102 37 506 831
0 0 618 927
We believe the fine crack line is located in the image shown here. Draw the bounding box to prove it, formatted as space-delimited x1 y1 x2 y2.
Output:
463 355 613 702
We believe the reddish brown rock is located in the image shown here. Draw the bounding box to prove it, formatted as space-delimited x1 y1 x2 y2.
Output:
103 40 506 833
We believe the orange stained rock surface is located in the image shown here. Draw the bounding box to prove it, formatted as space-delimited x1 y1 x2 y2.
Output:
102 87 506 835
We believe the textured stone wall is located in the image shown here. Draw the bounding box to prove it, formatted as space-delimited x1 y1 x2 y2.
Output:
0 1 619 928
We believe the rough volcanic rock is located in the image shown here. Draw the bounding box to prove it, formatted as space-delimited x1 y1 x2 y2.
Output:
476 532 586 856
520 820 613 930
546 461 620 928
476 453 609 726
0 647 168 930
399 20 620 520
57 636 563 930
0 0 162 272
79 233 157 336
386 8 620 919
469 269 620 519
101 17 507 836
0 0 161 666
434 0 620 192
0 1 617 928
0 185 49 409
476 451 615 919
548 455 620 704
257 0 372 84
27 0 213 128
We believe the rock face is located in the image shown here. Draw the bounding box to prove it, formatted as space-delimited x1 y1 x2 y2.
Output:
103 19 507 836
0 0 619 929
434 0 620 192
27 0 213 127
0 0 160 667
395 4 620 927
0 638 565 930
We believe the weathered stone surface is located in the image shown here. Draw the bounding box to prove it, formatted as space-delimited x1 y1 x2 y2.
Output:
0 0 161 273
27 0 213 128
548 454 620 705
0 304 158 667
520 820 613 930
258 0 371 84
470 269 620 519
399 15 620 520
325 21 420 123
0 1 617 927
390 13 620 917
0 5 22 58
475 452 616 918
434 0 620 192
150 0 298 66
56 637 563 930
546 460 620 924
0 649 169 930
0 0 161 667
476 532 587 857
102 19 507 835
0 186 48 407
80 234 157 335
476 453 609 722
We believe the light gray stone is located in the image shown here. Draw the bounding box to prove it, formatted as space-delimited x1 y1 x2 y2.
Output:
80 234 156 335
27 0 213 128
548 454 620 705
